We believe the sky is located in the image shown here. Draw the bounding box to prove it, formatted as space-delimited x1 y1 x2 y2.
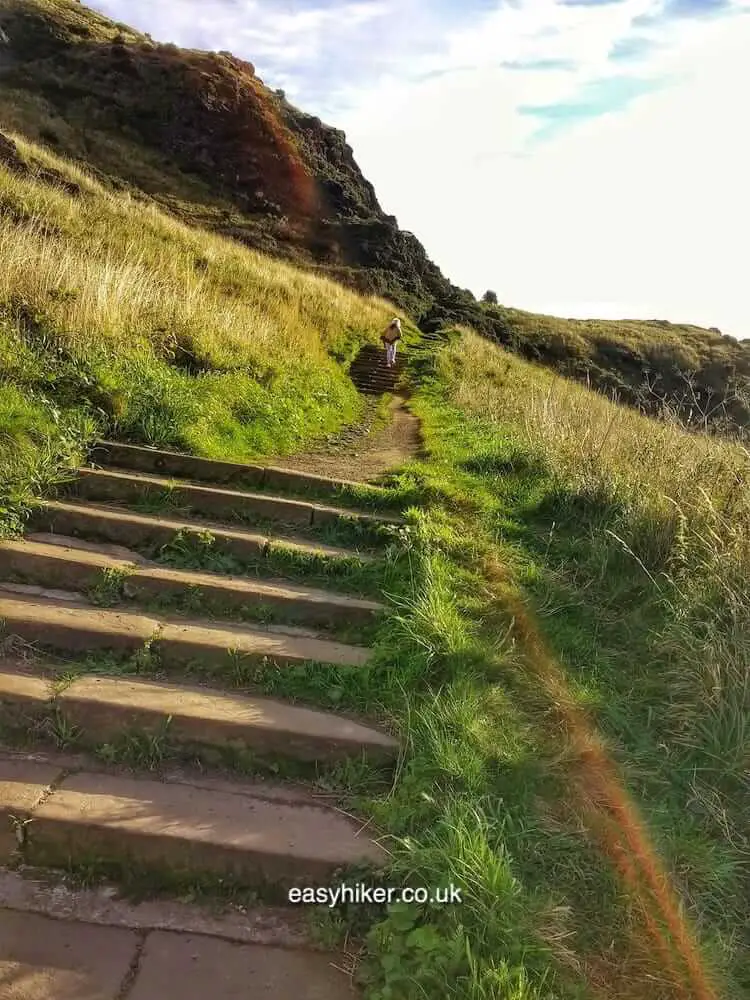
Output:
90 0 750 337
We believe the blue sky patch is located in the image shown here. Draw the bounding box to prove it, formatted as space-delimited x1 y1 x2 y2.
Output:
608 36 658 61
500 57 578 70
519 74 661 138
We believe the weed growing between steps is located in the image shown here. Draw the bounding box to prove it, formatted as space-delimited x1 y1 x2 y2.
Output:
153 525 411 600
0 382 94 537
82 565 383 646
0 660 394 792
99 480 405 551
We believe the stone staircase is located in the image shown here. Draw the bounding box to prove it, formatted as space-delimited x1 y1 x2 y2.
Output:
348 330 451 395
0 442 403 943
348 344 405 395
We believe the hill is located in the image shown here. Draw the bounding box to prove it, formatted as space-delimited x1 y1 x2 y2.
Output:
488 304 750 434
2 0 748 436
0 0 464 318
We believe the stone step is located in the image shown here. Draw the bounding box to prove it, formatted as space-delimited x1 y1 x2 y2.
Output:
67 469 401 532
349 365 403 377
349 364 401 376
0 910 355 1000
0 539 384 630
91 441 387 497
355 343 407 355
0 668 397 764
350 375 399 384
351 381 399 392
27 500 374 566
349 369 400 380
0 595 371 670
0 756 386 887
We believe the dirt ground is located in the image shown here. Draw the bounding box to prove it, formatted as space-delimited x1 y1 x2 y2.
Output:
274 396 422 483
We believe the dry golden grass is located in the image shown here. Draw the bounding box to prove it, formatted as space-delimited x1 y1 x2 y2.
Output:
447 331 750 571
2 132 395 367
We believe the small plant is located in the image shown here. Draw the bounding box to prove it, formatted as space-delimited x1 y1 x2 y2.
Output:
87 566 132 606
97 718 173 770
41 707 81 749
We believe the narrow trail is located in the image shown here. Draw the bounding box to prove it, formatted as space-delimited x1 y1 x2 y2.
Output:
272 395 422 483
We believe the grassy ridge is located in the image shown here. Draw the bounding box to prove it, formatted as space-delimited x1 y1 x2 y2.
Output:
0 134 402 534
482 303 750 434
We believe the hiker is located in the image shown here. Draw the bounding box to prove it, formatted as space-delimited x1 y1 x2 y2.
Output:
380 317 402 368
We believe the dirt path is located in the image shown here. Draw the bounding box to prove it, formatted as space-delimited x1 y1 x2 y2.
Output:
275 395 422 483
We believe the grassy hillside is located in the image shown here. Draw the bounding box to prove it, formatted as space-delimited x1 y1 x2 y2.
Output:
0 130 403 536
0 0 456 317
484 304 750 435
387 330 747 999
0 130 746 1000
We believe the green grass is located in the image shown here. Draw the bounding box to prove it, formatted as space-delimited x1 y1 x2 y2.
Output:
200 330 744 999
344 330 745 1000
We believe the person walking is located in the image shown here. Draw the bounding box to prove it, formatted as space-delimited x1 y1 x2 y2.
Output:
380 317 402 368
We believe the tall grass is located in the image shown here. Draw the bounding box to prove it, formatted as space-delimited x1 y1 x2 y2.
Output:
418 330 749 997
446 331 750 568
2 133 393 361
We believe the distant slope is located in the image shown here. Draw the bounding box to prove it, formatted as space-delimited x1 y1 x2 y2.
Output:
1 0 748 434
488 305 750 434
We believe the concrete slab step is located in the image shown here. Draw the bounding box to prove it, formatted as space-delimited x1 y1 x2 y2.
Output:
67 469 401 531
0 539 384 630
349 370 400 381
0 910 356 1000
0 757 386 886
91 441 386 497
0 758 61 860
27 501 375 566
349 368 403 378
0 595 371 669
352 378 396 392
0 668 397 764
